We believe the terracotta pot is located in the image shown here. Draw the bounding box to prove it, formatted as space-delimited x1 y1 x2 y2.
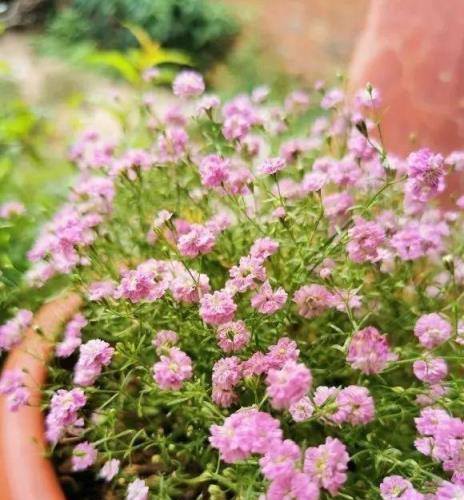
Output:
350 0 464 156
0 293 81 500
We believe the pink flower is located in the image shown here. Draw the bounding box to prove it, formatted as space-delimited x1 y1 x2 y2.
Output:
252 85 270 103
171 269 210 304
406 148 446 202
73 339 114 386
347 217 385 263
313 386 339 419
302 172 327 193
72 441 97 471
242 351 270 377
228 256 267 293
157 126 189 163
0 369 30 412
87 280 116 301
199 290 237 325
258 157 287 176
266 360 312 410
413 357 448 384
329 157 362 187
116 260 169 303
0 309 33 352
0 201 25 218
251 281 287 314
127 478 149 500
435 482 464 499
142 67 159 81
250 238 280 261
152 330 178 354
289 396 314 422
265 470 320 500
391 226 425 261
293 284 334 318
45 388 87 443
304 437 349 495
209 408 283 463
99 458 120 482
177 224 216 258
212 357 242 389
199 154 230 188
56 313 87 358
212 356 242 407
197 94 220 114
172 70 205 98
259 439 301 480
153 347 192 390
321 88 344 109
414 313 452 349
222 114 251 141
333 385 375 425
266 337 300 369
347 326 397 374
355 86 382 109
216 320 250 353
323 192 353 220
285 90 310 114
380 475 423 500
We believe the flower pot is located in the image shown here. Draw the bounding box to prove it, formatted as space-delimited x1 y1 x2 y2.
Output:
350 0 464 157
0 293 81 500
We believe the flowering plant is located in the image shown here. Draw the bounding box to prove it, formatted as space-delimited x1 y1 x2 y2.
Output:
2 73 464 499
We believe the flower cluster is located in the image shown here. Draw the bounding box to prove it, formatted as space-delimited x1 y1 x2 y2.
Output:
0 309 33 352
7 74 463 498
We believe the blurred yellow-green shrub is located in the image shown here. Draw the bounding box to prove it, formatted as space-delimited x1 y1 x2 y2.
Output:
45 0 239 71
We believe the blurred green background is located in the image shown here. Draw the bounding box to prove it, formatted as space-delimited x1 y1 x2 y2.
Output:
0 0 367 320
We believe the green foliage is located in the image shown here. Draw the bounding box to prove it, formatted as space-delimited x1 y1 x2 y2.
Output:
0 71 72 322
46 0 239 70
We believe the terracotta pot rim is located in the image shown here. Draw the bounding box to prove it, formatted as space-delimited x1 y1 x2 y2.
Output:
0 292 82 500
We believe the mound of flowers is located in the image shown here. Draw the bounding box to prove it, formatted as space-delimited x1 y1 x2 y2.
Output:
2 73 464 499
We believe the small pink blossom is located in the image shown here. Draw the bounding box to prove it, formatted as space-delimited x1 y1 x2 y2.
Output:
289 396 314 422
250 238 280 261
87 280 116 301
347 326 397 374
199 290 237 325
293 284 334 318
347 216 385 263
265 470 320 500
414 313 452 349
0 201 25 218
266 337 300 370
0 309 33 352
45 388 87 443
199 155 230 188
73 339 114 386
177 224 216 258
209 408 283 463
304 437 349 495
380 475 423 500
251 281 287 314
127 478 149 500
152 330 178 354
56 313 87 358
99 458 121 482
216 320 250 353
72 441 97 471
266 360 312 410
172 70 205 98
413 357 448 384
259 439 301 480
153 347 192 390
258 157 287 176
